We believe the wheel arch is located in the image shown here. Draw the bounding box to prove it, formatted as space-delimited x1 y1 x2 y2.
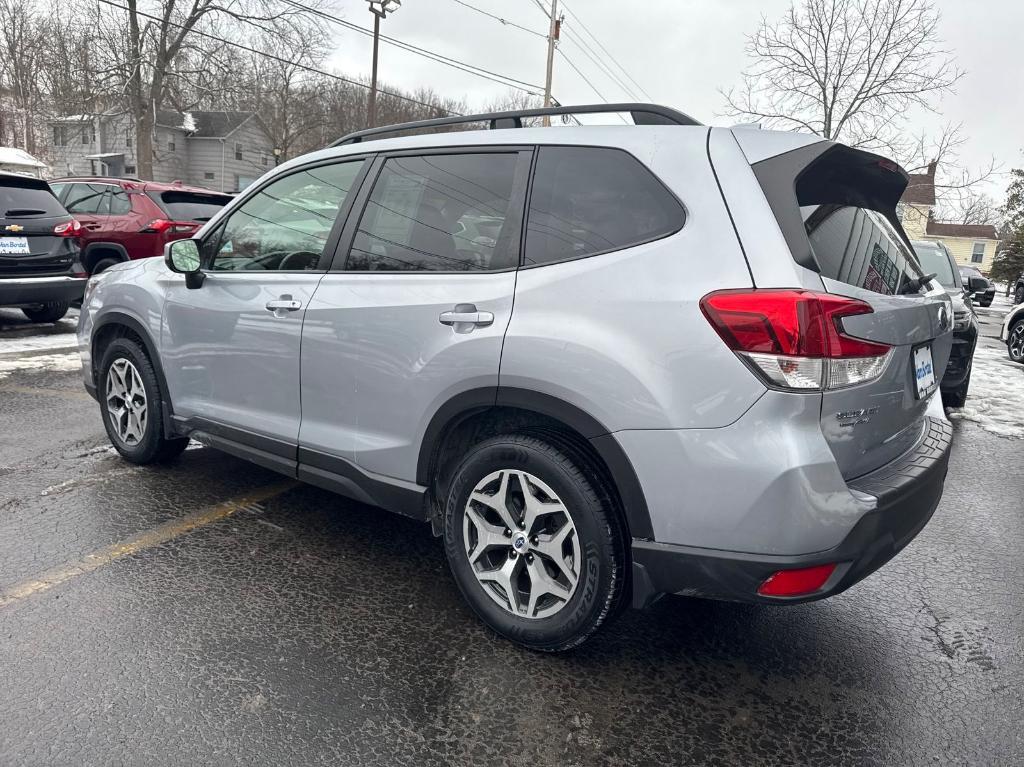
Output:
418 387 654 540
83 242 130 273
92 311 175 433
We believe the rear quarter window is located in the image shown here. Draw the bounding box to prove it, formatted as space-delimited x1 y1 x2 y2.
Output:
152 191 232 221
524 146 684 266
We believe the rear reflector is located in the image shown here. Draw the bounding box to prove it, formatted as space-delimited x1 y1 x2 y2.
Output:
757 564 837 597
700 289 893 391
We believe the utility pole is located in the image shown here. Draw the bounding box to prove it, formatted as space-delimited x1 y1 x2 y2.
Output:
367 0 402 129
542 0 560 127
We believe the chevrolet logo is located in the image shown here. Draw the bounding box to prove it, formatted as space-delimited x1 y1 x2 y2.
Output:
4 224 24 232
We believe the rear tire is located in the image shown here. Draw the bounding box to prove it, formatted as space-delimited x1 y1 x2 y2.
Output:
91 257 121 275
442 433 626 652
99 338 188 464
22 302 69 323
979 297 993 308
941 370 970 408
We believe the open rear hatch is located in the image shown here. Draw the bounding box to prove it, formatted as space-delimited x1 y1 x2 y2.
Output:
754 144 953 479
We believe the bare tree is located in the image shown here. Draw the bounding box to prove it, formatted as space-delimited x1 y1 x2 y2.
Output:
0 0 47 151
721 0 962 151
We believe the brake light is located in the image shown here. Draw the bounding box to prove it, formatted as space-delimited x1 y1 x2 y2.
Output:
700 289 893 391
758 563 837 597
141 219 198 234
53 219 82 237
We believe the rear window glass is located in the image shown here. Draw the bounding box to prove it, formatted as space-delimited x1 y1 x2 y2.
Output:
0 178 65 218
524 146 684 266
912 244 957 289
152 191 231 221
803 205 923 295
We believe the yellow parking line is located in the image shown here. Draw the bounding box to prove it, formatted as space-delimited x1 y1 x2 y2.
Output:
0 480 298 609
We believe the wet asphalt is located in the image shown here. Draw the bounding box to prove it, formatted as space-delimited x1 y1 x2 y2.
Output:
0 307 1022 766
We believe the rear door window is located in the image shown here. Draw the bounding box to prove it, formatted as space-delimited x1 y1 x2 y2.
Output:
347 152 523 272
524 146 684 266
64 183 110 216
803 204 922 295
150 191 231 222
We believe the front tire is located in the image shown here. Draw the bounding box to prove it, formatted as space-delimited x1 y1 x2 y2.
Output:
1015 285 1024 305
22 302 69 323
99 338 188 464
1009 319 1024 364
442 434 626 652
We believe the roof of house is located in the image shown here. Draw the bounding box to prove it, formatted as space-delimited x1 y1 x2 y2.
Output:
901 160 936 207
0 147 47 168
51 109 263 139
925 221 1000 240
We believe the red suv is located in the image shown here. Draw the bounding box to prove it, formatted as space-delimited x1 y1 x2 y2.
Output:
49 177 232 274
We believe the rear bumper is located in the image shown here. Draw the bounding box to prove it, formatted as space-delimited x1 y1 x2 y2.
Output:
631 417 952 608
0 275 86 307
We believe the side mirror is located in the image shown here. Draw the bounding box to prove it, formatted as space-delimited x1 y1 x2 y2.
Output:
967 276 987 294
164 239 204 289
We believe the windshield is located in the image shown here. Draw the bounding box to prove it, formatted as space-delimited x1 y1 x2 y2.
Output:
912 244 957 288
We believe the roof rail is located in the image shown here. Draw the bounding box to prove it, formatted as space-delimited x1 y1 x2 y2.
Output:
331 103 702 146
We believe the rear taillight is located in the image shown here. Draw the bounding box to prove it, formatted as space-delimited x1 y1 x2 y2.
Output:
141 219 199 234
53 219 82 237
700 289 893 391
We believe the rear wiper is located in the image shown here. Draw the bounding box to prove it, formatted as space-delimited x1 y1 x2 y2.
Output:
3 208 47 217
899 273 937 295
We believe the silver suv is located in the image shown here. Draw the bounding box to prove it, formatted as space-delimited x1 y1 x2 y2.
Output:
78 104 954 651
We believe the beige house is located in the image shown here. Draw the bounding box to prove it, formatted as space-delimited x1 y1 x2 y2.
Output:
898 161 1000 273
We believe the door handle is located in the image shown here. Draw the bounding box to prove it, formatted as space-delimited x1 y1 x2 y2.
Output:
439 304 494 330
266 295 302 317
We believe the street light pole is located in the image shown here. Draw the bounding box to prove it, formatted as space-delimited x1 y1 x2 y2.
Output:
367 0 401 129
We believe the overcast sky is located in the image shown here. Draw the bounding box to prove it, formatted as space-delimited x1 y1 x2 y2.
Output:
327 0 1022 201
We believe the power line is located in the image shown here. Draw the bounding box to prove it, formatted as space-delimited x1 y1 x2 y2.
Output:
560 2 654 102
449 0 547 39
282 0 543 94
559 29 640 101
556 49 629 124
95 0 464 115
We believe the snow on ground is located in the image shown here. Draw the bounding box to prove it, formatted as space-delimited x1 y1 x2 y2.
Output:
0 352 81 379
947 342 1024 439
0 331 78 355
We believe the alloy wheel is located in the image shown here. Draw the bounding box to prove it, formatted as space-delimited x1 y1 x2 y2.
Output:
463 469 581 620
106 358 148 445
1010 324 1024 362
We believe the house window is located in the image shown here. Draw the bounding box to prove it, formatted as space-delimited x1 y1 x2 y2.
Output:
204 171 215 180
972 242 985 263
168 139 176 152
234 142 243 161
261 152 268 167
53 126 67 146
125 165 136 175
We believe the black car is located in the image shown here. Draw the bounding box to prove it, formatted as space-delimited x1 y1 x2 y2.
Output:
914 241 979 407
0 172 87 322
959 265 995 307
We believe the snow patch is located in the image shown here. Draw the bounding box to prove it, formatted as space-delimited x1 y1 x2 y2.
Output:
182 112 197 132
947 343 1024 439
0 352 81 379
0 332 78 355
